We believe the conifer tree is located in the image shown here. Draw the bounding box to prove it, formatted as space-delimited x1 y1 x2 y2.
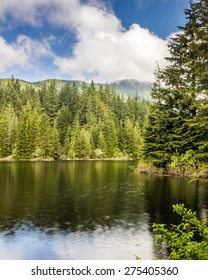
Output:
97 130 108 158
42 80 58 122
15 101 37 159
143 0 208 167
123 118 141 158
74 128 93 158
0 104 17 157
48 121 61 159
67 115 81 158
56 105 72 145
6 77 22 112
102 117 119 157
58 82 79 119
35 110 52 158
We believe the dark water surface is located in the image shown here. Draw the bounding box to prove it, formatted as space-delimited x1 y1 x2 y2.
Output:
0 161 208 259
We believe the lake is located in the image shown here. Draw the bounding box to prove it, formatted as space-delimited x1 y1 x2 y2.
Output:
0 160 208 260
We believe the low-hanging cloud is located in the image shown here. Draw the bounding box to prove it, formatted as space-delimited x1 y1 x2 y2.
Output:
0 0 169 82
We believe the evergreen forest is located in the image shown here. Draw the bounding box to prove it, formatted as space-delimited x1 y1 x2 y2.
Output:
0 78 148 160
0 0 207 179
142 0 208 177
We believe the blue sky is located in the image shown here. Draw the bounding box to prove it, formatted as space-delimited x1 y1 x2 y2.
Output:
0 0 190 83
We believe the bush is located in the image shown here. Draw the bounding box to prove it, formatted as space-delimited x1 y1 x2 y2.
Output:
136 160 165 175
153 204 208 260
167 150 199 177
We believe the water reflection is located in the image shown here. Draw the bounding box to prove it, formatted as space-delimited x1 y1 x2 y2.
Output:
0 161 208 259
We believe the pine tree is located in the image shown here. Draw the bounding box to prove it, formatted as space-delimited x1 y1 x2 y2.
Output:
56 105 72 145
74 128 93 158
65 110 95 159
48 121 61 159
97 130 108 158
42 80 58 122
35 109 52 158
188 0 208 161
123 118 141 158
0 104 17 157
67 116 81 158
143 0 208 167
0 81 6 109
5 77 22 112
58 82 79 119
14 101 37 159
102 116 119 157
143 71 173 167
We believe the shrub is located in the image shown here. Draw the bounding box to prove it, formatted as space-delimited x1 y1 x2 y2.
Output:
167 150 199 177
153 204 208 260
136 160 165 175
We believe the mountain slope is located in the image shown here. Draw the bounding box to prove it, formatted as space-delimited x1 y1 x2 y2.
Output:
0 78 152 99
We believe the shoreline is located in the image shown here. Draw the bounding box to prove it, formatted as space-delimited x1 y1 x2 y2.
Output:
1 157 207 179
136 161 208 179
0 156 136 162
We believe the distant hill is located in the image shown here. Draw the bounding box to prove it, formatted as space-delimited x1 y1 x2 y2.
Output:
0 78 152 100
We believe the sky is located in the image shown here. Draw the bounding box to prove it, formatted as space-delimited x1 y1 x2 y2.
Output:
0 0 190 83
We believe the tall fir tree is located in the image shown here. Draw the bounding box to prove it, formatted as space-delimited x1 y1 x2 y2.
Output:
123 118 141 158
42 80 58 122
0 104 17 157
143 0 208 167
56 105 72 145
35 109 52 158
14 101 37 159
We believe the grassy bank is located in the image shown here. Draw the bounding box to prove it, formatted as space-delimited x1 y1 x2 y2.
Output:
136 159 208 179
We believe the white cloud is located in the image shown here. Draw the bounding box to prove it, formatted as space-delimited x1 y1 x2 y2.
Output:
0 0 169 82
0 35 53 73
52 1 168 82
0 36 28 72
55 23 168 82
0 0 53 26
16 35 53 59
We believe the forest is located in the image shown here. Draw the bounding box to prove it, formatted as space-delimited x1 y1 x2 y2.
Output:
0 0 207 178
0 78 148 160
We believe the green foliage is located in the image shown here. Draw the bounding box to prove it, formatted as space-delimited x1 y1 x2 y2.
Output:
0 104 17 157
42 79 58 122
143 0 208 171
136 160 165 175
56 105 72 145
153 204 208 260
96 130 108 158
122 119 141 158
48 122 61 159
167 150 199 177
35 111 52 158
14 101 37 159
0 78 147 160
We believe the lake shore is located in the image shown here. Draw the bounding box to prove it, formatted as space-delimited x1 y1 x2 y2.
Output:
136 160 208 179
0 155 135 162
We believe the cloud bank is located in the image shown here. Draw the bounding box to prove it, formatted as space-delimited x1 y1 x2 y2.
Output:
0 0 169 82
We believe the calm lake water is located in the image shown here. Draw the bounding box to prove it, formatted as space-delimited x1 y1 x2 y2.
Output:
0 160 208 260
